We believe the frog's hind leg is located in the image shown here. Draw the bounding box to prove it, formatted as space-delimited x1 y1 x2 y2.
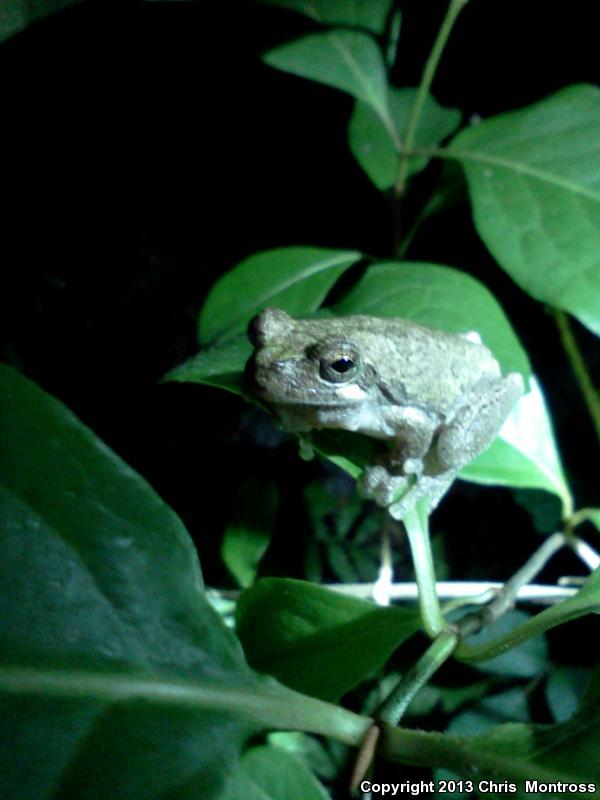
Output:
434 373 524 471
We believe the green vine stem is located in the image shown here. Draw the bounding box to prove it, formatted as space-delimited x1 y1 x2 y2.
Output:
377 629 458 726
400 500 447 638
393 0 469 199
455 531 567 658
553 309 600 450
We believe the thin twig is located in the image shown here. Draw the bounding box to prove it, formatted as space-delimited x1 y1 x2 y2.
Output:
457 532 567 637
566 534 600 571
373 515 394 605
208 580 578 605
393 0 469 198
553 309 600 449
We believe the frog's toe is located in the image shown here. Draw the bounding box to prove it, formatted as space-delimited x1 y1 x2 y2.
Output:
403 458 423 476
388 473 455 520
358 467 409 507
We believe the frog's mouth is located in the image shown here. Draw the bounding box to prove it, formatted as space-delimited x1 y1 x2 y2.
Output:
262 385 368 409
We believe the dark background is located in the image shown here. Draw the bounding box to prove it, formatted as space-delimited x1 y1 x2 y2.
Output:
1 0 599 612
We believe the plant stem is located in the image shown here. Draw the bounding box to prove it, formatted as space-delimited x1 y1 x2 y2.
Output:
373 512 394 605
378 722 579 785
402 501 446 637
565 533 600 571
455 532 566 652
553 309 600 448
377 630 457 726
393 0 469 199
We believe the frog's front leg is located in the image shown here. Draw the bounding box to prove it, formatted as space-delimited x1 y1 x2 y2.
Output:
432 373 524 472
358 408 438 507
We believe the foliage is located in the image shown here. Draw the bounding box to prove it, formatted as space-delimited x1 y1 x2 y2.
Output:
2 1 600 798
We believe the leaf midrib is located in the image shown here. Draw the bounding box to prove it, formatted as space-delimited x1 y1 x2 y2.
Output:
422 146 600 202
0 664 370 746
205 251 360 343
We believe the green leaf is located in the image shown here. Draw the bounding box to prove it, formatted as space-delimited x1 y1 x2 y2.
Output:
258 0 394 35
449 83 600 337
462 377 572 514
0 0 84 44
333 260 530 378
267 731 342 781
456 567 600 664
236 578 421 702
264 31 395 138
198 247 361 345
481 687 531 723
464 611 548 679
0 364 258 798
0 365 370 798
546 666 591 723
222 745 329 800
164 333 251 394
221 480 278 588
297 0 395 35
426 679 499 717
382 666 600 791
349 88 461 190
512 489 562 534
308 430 382 480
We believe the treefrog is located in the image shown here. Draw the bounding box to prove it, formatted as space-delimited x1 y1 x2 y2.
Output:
246 308 524 518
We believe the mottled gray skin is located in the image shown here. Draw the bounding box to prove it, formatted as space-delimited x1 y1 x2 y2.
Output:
247 308 524 518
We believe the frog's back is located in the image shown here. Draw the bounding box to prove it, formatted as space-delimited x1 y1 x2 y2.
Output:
333 314 499 412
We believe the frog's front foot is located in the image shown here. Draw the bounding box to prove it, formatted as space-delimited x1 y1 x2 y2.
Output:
388 472 456 520
358 466 411 508
359 466 458 520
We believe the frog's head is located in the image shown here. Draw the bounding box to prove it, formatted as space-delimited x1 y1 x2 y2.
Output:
245 308 381 431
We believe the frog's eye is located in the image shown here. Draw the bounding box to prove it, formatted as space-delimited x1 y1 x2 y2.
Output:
318 345 361 383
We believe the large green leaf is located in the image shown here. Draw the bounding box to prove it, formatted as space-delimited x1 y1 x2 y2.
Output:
449 83 600 337
0 0 84 43
349 88 461 190
236 578 421 702
264 30 395 139
333 260 530 378
462 377 572 514
258 0 395 35
0 365 369 799
198 247 361 345
380 665 600 794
